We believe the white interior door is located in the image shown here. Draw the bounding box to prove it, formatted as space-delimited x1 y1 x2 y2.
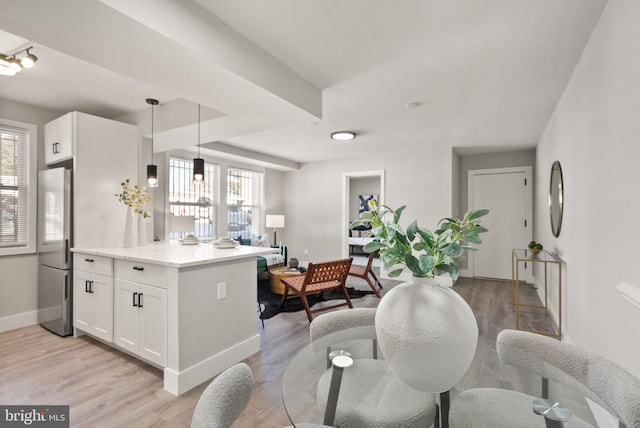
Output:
468 167 532 280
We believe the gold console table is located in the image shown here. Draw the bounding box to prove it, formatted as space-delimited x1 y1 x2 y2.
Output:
511 249 562 338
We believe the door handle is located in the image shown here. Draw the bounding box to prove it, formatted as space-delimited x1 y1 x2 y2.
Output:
85 280 90 293
88 281 94 293
138 293 143 308
64 275 69 300
52 142 60 154
64 239 70 265
133 292 138 307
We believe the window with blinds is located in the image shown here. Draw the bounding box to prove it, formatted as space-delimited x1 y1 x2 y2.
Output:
226 168 263 241
0 125 28 248
168 157 217 239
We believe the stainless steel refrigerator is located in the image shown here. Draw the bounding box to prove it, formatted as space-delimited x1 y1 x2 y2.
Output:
37 167 72 336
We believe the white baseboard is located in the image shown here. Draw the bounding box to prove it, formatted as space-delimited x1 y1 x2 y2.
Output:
0 310 38 333
163 334 260 395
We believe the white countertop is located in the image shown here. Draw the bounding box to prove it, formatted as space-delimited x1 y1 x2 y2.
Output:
71 241 279 268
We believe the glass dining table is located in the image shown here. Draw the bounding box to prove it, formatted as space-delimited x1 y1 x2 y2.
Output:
281 326 621 428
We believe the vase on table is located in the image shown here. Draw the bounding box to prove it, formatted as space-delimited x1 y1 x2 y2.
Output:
375 276 478 393
124 207 137 248
138 216 150 246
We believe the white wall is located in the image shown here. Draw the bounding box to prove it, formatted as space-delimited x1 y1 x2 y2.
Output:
282 146 452 264
535 0 640 377
0 99 63 331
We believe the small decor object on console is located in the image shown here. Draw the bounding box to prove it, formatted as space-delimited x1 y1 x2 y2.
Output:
289 258 299 268
351 201 489 393
528 240 543 255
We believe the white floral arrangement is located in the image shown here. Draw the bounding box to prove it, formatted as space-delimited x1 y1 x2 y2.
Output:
115 179 153 218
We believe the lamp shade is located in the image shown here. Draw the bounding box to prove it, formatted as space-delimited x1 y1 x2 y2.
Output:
265 214 285 229
170 215 196 233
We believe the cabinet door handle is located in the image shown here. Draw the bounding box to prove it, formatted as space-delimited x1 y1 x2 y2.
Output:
52 142 60 154
133 292 138 307
138 293 143 308
89 281 94 293
132 266 144 271
85 280 90 293
84 258 94 263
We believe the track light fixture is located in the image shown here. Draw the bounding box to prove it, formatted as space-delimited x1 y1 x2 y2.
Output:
0 46 38 76
146 98 159 188
193 104 204 184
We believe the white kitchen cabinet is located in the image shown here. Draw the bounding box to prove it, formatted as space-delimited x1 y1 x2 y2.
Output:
45 111 138 249
72 253 113 342
44 112 74 165
114 260 167 367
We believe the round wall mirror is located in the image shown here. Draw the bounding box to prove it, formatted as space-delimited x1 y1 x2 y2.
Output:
549 161 564 237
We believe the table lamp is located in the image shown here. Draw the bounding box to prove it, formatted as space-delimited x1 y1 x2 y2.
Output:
170 215 196 239
265 214 285 244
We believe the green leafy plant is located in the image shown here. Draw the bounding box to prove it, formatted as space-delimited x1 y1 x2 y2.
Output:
351 201 489 280
528 240 543 252
115 179 153 218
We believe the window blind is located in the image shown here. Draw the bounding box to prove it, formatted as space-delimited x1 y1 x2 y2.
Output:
0 125 28 247
226 168 263 240
168 157 217 239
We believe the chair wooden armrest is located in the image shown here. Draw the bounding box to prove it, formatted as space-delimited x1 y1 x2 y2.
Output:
280 258 353 323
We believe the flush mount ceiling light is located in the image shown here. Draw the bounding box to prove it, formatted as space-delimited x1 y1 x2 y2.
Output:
193 104 204 184
0 46 38 76
330 131 356 141
146 98 159 188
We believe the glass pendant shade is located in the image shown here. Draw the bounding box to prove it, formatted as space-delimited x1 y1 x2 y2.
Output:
193 157 204 182
146 98 159 187
147 164 158 187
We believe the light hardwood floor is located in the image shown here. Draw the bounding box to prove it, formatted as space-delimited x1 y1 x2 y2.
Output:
0 276 554 427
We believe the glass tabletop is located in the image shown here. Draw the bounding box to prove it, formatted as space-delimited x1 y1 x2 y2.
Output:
282 326 623 428
512 248 561 263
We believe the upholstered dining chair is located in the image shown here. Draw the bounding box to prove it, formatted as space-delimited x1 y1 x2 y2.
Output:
280 258 354 323
449 329 640 428
191 362 332 428
347 251 382 298
191 363 253 428
310 309 439 428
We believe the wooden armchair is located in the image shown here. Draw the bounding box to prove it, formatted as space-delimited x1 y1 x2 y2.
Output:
347 251 382 298
280 258 354 323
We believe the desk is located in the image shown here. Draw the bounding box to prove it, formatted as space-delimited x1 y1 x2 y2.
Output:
283 327 612 428
511 249 562 338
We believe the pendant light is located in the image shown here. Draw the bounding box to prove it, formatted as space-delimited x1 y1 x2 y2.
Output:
146 98 159 188
193 103 204 184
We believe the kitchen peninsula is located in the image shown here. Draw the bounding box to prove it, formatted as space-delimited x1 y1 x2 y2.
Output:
71 242 277 395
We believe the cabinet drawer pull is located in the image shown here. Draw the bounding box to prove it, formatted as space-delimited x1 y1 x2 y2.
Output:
132 266 144 271
133 292 138 307
84 258 94 263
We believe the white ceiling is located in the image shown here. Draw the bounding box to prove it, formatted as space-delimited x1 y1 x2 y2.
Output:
0 0 606 168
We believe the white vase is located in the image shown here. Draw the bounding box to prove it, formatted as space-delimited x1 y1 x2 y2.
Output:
123 207 137 248
138 216 149 246
375 276 478 393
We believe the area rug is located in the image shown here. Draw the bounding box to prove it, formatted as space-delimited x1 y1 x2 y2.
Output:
258 279 373 320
